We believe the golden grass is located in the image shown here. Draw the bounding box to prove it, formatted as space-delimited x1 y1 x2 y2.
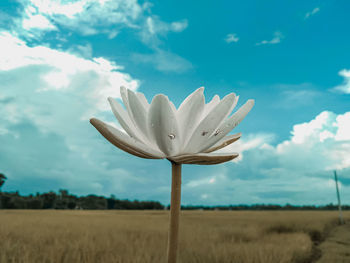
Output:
0 210 348 263
317 221 350 263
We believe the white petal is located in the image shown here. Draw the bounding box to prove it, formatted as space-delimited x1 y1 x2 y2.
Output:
200 99 254 152
202 94 220 118
120 87 154 146
204 133 241 153
177 87 205 147
148 94 180 156
108 97 143 142
169 101 177 113
120 86 131 114
169 152 239 165
137 92 150 111
183 93 238 153
90 118 165 159
127 89 149 137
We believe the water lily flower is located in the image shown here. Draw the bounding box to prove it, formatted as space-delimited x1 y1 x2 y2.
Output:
90 86 254 263
90 87 254 165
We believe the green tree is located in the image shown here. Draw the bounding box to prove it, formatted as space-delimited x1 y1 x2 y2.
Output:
0 173 6 190
0 173 7 209
42 192 57 209
59 189 69 199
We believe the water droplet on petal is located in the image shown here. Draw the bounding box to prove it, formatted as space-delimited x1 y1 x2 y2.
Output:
168 134 175 140
202 131 208 136
214 130 221 136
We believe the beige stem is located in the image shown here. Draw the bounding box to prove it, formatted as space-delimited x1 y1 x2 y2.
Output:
167 162 182 263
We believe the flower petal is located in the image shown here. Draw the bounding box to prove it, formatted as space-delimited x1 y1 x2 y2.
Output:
120 86 131 114
169 101 177 113
148 94 180 156
169 152 239 165
90 118 165 159
203 133 241 153
108 97 144 142
202 94 220 118
137 92 150 111
183 93 238 153
177 87 205 147
199 99 254 152
120 87 155 146
127 89 148 132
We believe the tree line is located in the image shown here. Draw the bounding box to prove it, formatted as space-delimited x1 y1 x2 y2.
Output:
179 203 350 210
1 190 349 210
0 190 165 210
1 174 349 210
0 174 164 210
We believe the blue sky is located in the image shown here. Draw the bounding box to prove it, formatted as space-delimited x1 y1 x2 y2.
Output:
0 0 349 205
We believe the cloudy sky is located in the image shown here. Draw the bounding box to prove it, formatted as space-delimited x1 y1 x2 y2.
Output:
0 0 349 205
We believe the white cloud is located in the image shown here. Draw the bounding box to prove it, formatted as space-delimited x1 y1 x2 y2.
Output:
225 33 239 43
277 87 320 109
144 16 188 36
171 20 188 32
0 29 146 197
290 111 334 144
183 110 350 205
256 31 283 46
220 133 274 162
22 13 56 31
17 0 188 43
305 7 320 19
0 31 138 128
332 69 350 94
133 16 190 72
22 0 142 36
335 112 350 141
68 43 93 58
14 0 191 73
186 176 217 188
132 49 192 73
141 16 188 46
28 0 87 17
229 110 350 172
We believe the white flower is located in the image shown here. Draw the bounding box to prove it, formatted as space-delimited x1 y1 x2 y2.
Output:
90 87 254 165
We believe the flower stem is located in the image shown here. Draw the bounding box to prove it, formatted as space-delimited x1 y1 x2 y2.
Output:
167 162 182 263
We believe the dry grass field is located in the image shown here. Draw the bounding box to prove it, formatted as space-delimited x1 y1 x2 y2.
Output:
317 221 350 263
0 210 349 263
